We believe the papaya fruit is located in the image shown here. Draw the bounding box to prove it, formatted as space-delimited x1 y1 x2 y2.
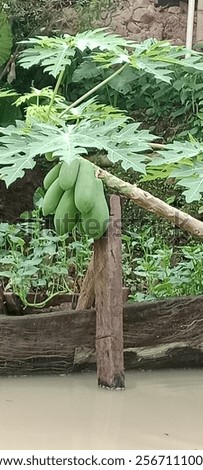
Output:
54 188 78 236
42 178 64 216
74 159 96 214
59 159 80 191
43 163 61 190
81 179 109 240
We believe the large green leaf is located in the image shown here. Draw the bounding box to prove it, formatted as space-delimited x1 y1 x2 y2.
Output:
74 28 133 53
148 141 203 166
0 10 12 66
72 60 101 82
18 37 76 78
18 31 203 84
145 145 203 202
19 30 132 78
178 175 203 203
0 118 158 186
170 161 203 202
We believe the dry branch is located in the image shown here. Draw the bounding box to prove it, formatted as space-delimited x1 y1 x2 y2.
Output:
96 168 203 239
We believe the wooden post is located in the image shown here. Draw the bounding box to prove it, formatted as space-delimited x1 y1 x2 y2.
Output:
94 195 125 389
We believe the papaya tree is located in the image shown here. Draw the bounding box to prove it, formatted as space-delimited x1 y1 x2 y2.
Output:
1 30 203 238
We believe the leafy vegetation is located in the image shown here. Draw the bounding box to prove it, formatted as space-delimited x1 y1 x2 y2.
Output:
0 196 92 307
1 208 202 306
123 228 203 302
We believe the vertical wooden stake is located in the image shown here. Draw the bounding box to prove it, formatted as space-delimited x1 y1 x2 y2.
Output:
94 195 125 389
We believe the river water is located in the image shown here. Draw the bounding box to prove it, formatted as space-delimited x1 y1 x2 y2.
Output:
0 370 202 450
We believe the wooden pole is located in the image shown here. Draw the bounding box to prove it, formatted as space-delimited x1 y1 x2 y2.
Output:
94 195 125 389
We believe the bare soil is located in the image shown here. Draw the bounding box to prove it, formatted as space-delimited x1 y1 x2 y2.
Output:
0 165 45 223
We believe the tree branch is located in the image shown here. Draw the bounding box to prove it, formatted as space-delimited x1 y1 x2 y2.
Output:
96 167 203 239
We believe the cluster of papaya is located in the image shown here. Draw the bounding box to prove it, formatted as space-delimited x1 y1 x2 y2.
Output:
42 158 109 240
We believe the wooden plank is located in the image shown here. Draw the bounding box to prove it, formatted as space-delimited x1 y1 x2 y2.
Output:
94 195 125 389
1 295 203 375
0 309 96 375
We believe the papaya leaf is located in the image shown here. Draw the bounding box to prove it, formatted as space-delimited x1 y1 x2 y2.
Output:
134 58 173 84
107 144 149 174
170 163 202 179
149 141 203 166
18 31 203 86
141 165 174 182
108 66 138 95
18 37 76 78
72 60 101 82
0 10 12 66
0 154 37 186
14 87 62 106
73 28 134 53
19 30 132 78
114 123 157 144
177 176 203 203
0 118 155 186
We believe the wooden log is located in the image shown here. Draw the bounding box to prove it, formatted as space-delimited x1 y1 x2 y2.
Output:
4 292 75 315
5 292 22 315
94 195 125 389
1 296 203 375
76 255 95 310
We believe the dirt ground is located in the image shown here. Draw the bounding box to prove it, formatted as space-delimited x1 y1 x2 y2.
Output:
0 165 46 223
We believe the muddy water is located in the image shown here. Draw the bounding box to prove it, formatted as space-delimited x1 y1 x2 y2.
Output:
0 370 203 450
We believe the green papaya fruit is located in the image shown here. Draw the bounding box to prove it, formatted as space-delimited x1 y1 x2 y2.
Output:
42 178 64 216
59 159 80 191
43 163 61 190
54 188 78 236
81 179 109 240
74 159 96 214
